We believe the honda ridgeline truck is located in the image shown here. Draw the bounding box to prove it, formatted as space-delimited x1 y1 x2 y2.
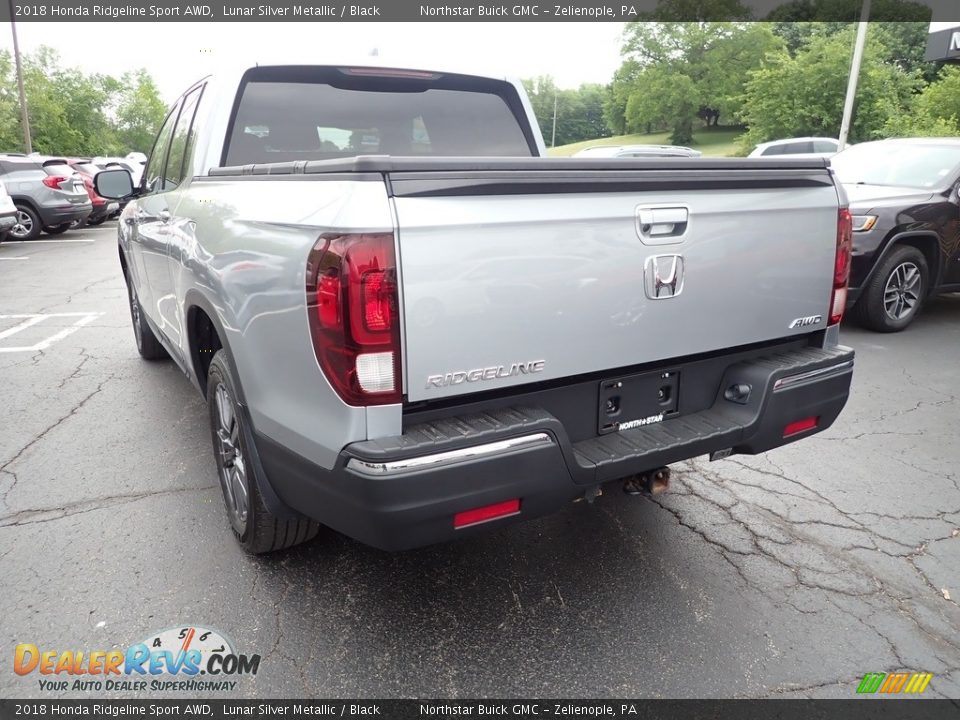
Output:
94 63 855 553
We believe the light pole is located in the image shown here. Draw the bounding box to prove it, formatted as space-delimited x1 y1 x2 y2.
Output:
8 0 32 153
838 0 871 150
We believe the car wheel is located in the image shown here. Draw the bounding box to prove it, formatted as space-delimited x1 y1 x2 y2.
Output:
86 216 106 226
206 349 321 554
851 245 928 332
10 204 41 240
126 280 168 360
43 223 72 235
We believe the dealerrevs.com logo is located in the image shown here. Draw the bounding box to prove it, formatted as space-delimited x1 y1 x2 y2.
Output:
14 626 260 692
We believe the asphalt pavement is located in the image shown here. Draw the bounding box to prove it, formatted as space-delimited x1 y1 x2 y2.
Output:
1 224 959 699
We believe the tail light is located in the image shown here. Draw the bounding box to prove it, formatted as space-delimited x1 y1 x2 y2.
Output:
830 208 853 325
306 233 402 406
42 175 69 189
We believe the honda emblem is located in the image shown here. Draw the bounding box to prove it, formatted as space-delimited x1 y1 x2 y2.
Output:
644 255 685 299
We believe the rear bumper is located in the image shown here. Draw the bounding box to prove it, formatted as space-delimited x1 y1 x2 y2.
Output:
258 345 854 551
37 204 92 227
88 202 118 223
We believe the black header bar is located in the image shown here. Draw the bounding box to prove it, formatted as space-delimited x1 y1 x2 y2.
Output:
0 0 958 22
1 700 960 720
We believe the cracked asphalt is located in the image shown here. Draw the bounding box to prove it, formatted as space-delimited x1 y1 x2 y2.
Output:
1 224 959 700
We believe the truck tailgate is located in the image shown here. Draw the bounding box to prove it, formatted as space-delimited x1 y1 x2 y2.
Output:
389 163 839 402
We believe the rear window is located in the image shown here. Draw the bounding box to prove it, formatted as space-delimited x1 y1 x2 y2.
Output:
223 67 534 165
73 163 101 176
42 164 75 176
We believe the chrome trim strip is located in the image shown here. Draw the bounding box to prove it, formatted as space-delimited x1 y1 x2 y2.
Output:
346 432 554 476
773 360 853 391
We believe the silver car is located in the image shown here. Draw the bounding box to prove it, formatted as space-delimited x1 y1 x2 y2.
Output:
0 156 92 240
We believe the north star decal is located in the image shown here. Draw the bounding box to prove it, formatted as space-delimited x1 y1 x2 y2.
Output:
618 413 665 430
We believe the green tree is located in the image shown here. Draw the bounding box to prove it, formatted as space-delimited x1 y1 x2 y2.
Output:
0 51 24 152
883 66 960 137
522 77 609 147
610 22 782 144
737 27 918 150
0 47 167 157
113 69 169 154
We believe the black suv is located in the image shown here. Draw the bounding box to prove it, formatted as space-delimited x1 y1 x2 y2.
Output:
830 138 960 332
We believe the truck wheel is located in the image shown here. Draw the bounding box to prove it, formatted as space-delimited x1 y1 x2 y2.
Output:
207 349 321 554
851 245 928 332
126 280 168 360
10 204 41 240
43 223 72 235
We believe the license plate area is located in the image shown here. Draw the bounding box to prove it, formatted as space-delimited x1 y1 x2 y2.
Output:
598 370 680 435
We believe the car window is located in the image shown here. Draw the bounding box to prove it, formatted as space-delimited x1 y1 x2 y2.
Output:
42 164 75 177
831 143 960 188
814 140 838 153
143 100 181 194
783 141 814 154
73 163 101 176
165 86 203 189
761 145 784 156
224 71 533 165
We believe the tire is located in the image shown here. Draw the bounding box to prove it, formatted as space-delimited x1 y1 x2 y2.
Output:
43 223 72 235
10 204 41 240
86 216 106 226
126 280 168 360
206 349 321 554
851 245 929 332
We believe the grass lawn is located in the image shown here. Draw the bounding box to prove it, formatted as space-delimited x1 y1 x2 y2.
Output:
548 126 745 158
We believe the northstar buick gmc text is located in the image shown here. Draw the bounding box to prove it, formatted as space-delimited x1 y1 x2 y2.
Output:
93 62 855 553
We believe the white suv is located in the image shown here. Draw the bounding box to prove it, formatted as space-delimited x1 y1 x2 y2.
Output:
749 137 840 158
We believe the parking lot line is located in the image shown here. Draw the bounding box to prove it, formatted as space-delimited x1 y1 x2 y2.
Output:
2 239 95 244
0 256 29 260
0 312 103 352
0 315 49 341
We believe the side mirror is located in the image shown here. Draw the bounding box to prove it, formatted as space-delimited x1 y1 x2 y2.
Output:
94 168 135 200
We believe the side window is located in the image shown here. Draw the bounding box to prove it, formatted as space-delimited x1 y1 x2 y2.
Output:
814 140 838 153
784 141 814 154
761 145 784 156
166 86 204 189
143 100 181 194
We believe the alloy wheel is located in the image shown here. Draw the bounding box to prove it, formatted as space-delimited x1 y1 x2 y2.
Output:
883 261 921 321
214 383 249 531
10 209 33 239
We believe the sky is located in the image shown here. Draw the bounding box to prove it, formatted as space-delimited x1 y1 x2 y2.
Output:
0 22 627 100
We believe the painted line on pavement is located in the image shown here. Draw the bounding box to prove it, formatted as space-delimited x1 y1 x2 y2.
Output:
0 312 104 352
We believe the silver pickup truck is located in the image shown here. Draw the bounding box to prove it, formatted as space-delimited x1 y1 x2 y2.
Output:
95 62 855 553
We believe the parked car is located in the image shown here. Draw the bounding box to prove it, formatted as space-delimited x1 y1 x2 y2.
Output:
0 179 18 241
95 62 854 554
829 137 960 331
574 144 702 158
749 137 840 158
0 156 92 240
66 159 119 226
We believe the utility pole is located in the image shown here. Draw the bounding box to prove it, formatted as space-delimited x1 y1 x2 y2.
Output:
551 93 557 148
838 0 870 150
9 0 32 154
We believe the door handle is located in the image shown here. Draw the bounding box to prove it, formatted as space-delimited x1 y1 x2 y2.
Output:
636 206 689 245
